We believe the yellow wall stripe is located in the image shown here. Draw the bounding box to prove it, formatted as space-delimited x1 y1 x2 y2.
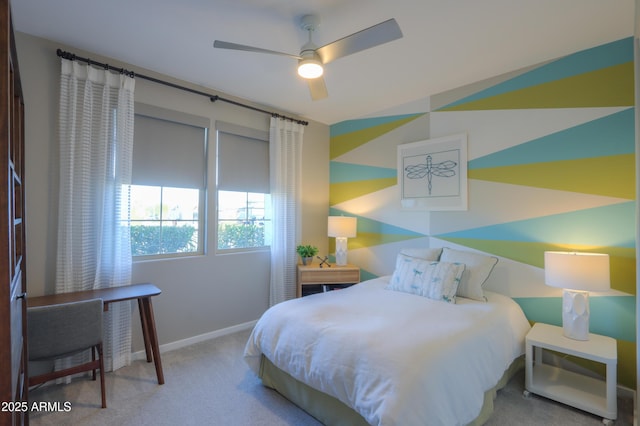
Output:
468 154 635 199
440 62 633 111
330 178 397 206
330 115 425 159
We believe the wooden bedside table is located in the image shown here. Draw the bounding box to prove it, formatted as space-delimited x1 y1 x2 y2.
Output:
524 322 617 424
296 264 360 297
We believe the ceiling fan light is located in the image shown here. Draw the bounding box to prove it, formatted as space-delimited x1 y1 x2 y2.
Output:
298 58 323 79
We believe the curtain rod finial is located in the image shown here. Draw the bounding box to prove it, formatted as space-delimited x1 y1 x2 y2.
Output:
56 49 76 61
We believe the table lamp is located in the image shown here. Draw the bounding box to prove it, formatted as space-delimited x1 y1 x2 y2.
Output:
328 216 357 266
544 251 610 341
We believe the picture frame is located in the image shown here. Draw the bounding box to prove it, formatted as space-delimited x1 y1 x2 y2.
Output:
397 133 467 211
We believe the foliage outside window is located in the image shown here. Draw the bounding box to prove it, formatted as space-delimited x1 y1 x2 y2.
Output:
128 185 202 257
217 190 271 251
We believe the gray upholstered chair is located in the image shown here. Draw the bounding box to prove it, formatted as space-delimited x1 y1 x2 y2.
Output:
27 298 106 408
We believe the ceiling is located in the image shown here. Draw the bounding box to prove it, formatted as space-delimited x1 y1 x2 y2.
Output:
12 0 635 125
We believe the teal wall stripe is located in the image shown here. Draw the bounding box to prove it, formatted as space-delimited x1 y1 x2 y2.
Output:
436 202 635 247
329 208 425 237
514 295 636 342
438 37 633 111
330 113 424 137
330 161 397 183
515 297 562 327
360 269 378 282
469 108 634 170
591 296 637 341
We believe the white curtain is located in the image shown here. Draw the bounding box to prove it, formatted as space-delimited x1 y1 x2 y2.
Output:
269 117 304 305
56 59 135 371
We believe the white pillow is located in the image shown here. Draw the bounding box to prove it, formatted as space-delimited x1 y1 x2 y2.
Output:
399 247 443 261
386 254 465 303
439 247 498 301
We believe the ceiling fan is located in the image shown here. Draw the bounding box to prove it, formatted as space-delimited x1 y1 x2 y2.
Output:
213 15 403 101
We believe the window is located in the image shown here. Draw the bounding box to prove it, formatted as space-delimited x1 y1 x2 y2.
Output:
217 191 271 250
128 185 201 256
130 104 208 258
216 122 270 251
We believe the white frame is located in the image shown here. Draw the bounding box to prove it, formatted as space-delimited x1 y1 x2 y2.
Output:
397 133 468 211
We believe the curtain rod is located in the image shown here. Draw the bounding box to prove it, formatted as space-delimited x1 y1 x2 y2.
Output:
56 49 309 126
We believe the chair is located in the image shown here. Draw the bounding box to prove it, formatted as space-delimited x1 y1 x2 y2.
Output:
27 298 106 408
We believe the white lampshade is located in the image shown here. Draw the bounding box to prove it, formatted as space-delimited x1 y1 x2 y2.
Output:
544 251 610 292
297 57 323 79
328 216 357 238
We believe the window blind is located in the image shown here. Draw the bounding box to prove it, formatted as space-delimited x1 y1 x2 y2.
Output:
216 122 269 194
132 103 208 189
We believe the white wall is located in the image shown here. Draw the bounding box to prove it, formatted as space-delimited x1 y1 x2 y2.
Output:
16 32 330 351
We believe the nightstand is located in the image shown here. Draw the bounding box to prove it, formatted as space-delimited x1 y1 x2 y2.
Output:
296 264 360 297
524 322 617 424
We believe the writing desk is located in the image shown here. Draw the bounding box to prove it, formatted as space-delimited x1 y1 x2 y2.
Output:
28 283 164 384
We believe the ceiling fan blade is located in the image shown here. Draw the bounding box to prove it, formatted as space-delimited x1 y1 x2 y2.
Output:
316 18 402 64
307 77 328 101
214 40 302 60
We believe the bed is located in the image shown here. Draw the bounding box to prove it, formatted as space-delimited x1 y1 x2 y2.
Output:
244 248 532 425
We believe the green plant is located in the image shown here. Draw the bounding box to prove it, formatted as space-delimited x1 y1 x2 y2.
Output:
296 244 318 258
131 225 197 256
218 222 265 250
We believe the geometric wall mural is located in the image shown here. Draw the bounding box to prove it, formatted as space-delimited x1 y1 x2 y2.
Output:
434 201 636 293
436 38 633 111
435 201 635 251
330 162 397 205
330 37 636 388
468 108 635 198
330 113 425 159
329 206 425 252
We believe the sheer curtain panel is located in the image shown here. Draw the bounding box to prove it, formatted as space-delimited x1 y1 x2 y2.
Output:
57 59 135 371
269 117 304 305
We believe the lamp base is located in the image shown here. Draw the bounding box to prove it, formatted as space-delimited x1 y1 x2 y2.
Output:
335 237 348 266
562 289 590 341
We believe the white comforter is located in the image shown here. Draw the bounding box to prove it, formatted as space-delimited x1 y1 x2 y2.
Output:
244 276 531 426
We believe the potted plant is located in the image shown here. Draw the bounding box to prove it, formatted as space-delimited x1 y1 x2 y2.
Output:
296 244 318 265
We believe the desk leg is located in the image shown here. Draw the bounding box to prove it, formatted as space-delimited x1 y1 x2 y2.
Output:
138 299 153 362
140 297 165 385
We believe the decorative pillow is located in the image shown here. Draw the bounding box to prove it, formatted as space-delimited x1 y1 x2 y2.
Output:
439 247 498 301
386 255 465 303
399 247 443 261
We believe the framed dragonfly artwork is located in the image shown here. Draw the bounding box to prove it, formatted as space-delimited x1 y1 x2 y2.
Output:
397 133 468 210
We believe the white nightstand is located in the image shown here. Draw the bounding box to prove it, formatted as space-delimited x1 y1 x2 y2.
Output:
524 322 617 424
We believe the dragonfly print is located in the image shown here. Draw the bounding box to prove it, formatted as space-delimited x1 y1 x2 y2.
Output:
404 155 457 195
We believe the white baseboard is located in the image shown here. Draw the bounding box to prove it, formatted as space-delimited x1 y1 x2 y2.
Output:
131 320 257 361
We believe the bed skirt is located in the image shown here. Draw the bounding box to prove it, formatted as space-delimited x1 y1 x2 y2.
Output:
258 354 525 426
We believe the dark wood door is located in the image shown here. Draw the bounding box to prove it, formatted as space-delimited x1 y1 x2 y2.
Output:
0 1 28 425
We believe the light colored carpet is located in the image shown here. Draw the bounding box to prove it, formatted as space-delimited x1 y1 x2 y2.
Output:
29 329 634 426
